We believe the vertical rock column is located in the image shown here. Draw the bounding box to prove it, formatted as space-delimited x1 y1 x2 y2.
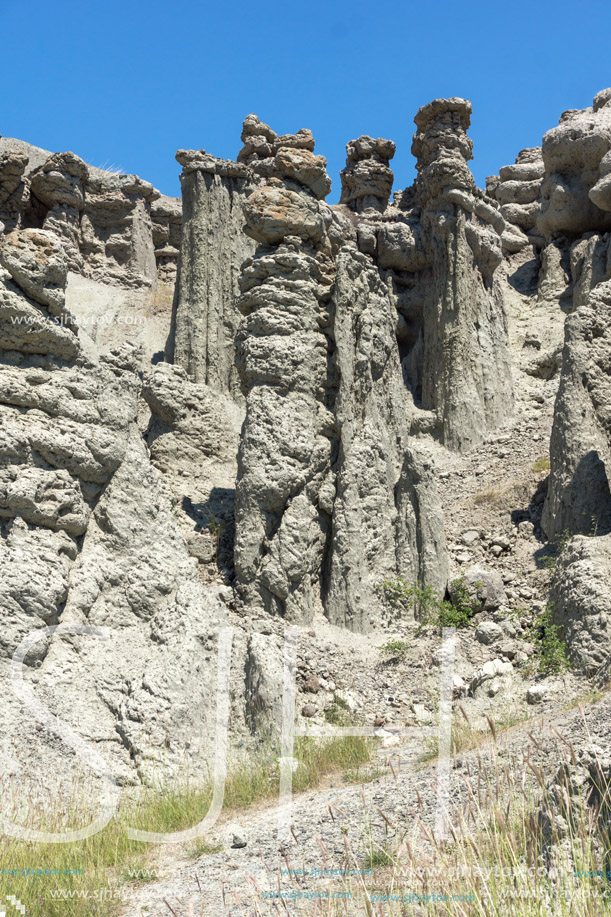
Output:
30 152 88 272
168 150 257 398
339 136 395 214
412 98 513 451
233 131 336 622
325 246 447 631
0 150 28 231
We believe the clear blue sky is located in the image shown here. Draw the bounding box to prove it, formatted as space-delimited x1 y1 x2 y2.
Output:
3 0 611 202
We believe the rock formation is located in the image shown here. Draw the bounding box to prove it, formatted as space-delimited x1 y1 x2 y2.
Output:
409 98 513 450
0 136 182 290
167 150 256 397
0 224 226 787
6 85 611 794
488 147 544 252
339 135 395 213
232 119 447 630
0 149 28 231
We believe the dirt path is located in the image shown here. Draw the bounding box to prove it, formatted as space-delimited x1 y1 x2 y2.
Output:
120 694 611 916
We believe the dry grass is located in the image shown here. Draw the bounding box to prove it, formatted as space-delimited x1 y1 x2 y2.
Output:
472 488 502 506
532 455 551 474
288 724 611 916
0 735 373 916
418 707 532 762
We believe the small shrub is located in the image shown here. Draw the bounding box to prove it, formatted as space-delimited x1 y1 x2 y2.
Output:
379 639 409 658
376 576 481 630
376 579 450 621
420 575 482 630
536 605 570 674
532 455 551 473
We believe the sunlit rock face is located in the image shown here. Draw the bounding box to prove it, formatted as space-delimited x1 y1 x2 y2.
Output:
537 89 611 238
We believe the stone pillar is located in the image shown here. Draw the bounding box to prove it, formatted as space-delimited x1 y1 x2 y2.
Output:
411 98 513 451
233 125 334 621
168 149 256 398
339 135 395 213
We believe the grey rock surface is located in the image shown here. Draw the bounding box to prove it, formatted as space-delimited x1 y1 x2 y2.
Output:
551 534 611 674
537 90 611 238
168 147 256 398
0 136 181 291
543 270 611 540
0 223 228 788
339 135 395 213
325 246 447 630
233 120 448 630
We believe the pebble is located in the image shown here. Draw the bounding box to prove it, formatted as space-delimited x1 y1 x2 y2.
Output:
527 685 547 705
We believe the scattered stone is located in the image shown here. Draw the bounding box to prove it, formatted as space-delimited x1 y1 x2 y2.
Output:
491 535 511 550
475 621 504 645
470 658 513 694
527 685 548 705
461 530 480 546
304 676 321 694
454 565 507 611
301 704 317 718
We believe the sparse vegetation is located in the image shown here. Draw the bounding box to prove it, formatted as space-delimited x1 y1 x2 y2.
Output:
324 692 352 725
293 725 611 916
538 527 572 570
379 639 410 658
376 576 481 630
0 734 373 917
535 605 571 674
418 708 531 762
473 487 502 506
532 454 551 473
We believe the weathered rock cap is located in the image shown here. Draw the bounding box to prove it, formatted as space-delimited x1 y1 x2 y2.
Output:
594 88 611 112
0 150 28 200
345 135 396 164
30 151 88 210
241 113 278 144
175 148 252 179
412 97 473 167
275 147 331 200
238 114 316 170
340 135 396 212
414 97 471 130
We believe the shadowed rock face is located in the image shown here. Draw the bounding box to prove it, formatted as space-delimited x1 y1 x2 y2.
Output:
167 151 256 398
335 99 514 453
531 93 611 672
410 98 513 451
0 149 28 231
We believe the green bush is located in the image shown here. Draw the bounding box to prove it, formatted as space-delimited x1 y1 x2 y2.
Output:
379 639 410 658
536 605 570 674
375 576 481 630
